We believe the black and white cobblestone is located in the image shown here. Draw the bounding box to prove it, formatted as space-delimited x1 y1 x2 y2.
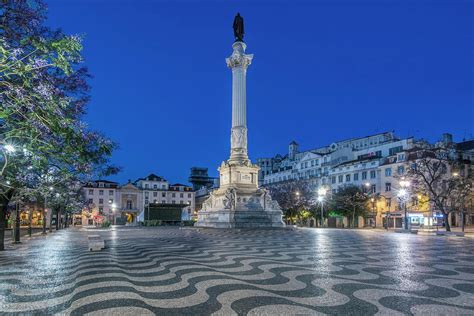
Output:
0 227 473 315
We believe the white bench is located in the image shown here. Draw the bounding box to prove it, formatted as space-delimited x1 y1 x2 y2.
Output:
88 235 105 251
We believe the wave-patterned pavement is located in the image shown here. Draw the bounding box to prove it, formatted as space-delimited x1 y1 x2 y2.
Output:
0 227 473 315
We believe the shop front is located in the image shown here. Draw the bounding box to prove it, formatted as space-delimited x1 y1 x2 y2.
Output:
7 209 46 229
383 212 403 229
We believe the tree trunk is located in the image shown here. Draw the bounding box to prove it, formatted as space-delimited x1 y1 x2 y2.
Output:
55 207 59 230
0 193 13 251
444 212 451 232
352 206 356 229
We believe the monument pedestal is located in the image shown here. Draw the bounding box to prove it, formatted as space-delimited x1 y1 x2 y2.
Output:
197 161 285 228
196 24 285 229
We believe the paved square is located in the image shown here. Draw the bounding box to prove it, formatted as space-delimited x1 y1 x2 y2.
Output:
1 227 473 315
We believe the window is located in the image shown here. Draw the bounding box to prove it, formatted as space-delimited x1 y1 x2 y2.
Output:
300 163 304 169
188 193 192 198
398 166 405 175
162 192 166 197
88 198 93 204
362 171 367 180
311 160 314 167
162 184 166 189
172 200 176 204
371 184 376 193
99 207 103 213
385 183 391 192
153 192 158 197
88 189 93 195
145 198 149 205
145 191 149 197
389 146 403 156
370 170 376 179
99 190 104 195
180 200 184 204
331 176 336 184
162 200 166 203
338 175 343 183
353 173 359 181
99 198 103 204
126 200 132 209
345 174 350 182
386 198 391 208
153 199 157 203
98 182 104 188
109 190 114 196
180 193 184 198
145 183 149 189
398 154 405 161
385 168 392 177
109 199 113 204
172 193 176 198
153 184 157 189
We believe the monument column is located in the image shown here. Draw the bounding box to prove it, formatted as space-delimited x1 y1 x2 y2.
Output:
196 13 284 229
226 42 253 164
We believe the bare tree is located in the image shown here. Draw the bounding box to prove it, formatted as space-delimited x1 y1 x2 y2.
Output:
404 146 473 232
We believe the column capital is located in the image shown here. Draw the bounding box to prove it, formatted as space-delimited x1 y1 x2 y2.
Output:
226 41 253 69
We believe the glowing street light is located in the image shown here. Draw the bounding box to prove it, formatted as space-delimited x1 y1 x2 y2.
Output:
317 187 327 228
4 144 15 153
399 179 410 188
317 187 327 197
398 179 410 230
397 188 408 198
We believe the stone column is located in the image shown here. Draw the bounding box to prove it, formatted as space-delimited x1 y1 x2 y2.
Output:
226 41 253 164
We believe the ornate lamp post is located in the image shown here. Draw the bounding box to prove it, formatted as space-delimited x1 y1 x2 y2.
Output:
317 187 327 228
371 197 376 228
293 191 300 225
42 186 53 234
111 203 117 225
398 179 410 230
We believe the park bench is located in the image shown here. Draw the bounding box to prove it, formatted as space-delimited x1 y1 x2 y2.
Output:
88 235 105 251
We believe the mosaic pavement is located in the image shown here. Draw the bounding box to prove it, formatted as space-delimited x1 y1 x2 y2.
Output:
0 227 474 315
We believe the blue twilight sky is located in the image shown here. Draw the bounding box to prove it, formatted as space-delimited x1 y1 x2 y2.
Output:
45 0 473 184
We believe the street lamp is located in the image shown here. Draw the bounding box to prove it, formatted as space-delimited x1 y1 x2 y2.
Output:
4 144 15 153
43 186 54 234
371 197 376 228
111 203 117 225
398 179 410 230
293 191 300 225
317 187 327 228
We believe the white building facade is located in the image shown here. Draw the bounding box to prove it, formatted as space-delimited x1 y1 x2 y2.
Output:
82 174 195 225
259 132 473 229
